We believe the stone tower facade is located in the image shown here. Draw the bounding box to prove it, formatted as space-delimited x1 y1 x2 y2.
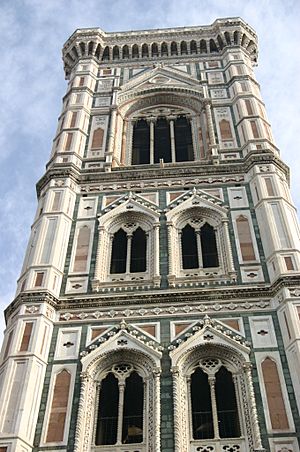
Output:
0 17 300 452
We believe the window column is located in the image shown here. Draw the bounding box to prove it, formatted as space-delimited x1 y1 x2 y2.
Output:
208 376 220 439
116 380 126 445
150 119 155 164
125 233 132 274
169 118 176 163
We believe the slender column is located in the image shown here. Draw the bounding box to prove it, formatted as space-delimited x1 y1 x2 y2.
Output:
208 376 220 439
92 382 101 444
120 119 128 165
153 223 160 286
116 381 125 445
93 226 105 281
205 101 216 146
170 118 176 162
171 368 182 452
150 120 154 164
222 218 236 276
107 108 117 159
74 373 89 451
196 229 203 268
153 368 161 451
187 376 193 440
243 363 264 451
125 234 132 274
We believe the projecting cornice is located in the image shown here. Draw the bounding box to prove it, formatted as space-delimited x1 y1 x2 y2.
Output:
62 17 258 78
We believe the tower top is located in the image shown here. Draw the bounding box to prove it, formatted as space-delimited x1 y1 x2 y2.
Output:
62 17 258 78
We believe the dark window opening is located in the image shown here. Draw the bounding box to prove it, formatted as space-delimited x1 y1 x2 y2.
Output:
215 367 240 438
132 44 139 58
180 41 188 54
96 373 119 445
110 229 127 273
122 372 144 444
102 46 110 60
130 227 147 272
161 42 168 56
181 224 199 269
200 39 207 54
190 40 197 54
132 120 150 165
151 43 158 57
171 41 178 55
200 223 219 268
191 368 214 439
174 116 193 162
142 43 149 57
122 45 129 59
154 118 171 163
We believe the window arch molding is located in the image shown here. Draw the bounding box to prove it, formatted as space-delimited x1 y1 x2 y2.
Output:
74 331 162 452
170 340 263 452
165 190 236 286
92 196 161 290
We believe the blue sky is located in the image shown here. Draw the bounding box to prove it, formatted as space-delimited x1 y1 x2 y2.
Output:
0 0 300 341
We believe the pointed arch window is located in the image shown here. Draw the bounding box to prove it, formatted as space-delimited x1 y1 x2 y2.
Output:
110 227 147 274
132 44 139 58
95 366 144 446
181 222 219 270
142 43 149 57
171 41 178 55
122 45 129 59
190 361 240 441
102 46 110 61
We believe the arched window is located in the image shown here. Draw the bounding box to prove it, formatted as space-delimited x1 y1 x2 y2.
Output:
122 45 129 59
110 229 127 274
190 360 240 441
113 45 119 60
200 39 207 54
130 227 147 272
209 39 218 53
88 41 94 55
174 116 193 161
190 40 197 54
225 32 231 45
171 41 178 55
95 44 101 59
181 222 219 270
151 43 158 57
154 117 171 163
132 119 150 164
217 35 224 50
142 43 149 57
95 366 144 446
236 215 256 261
102 46 110 60
132 44 139 58
161 42 168 56
79 42 86 56
180 41 188 54
181 224 199 269
110 227 147 274
233 31 239 45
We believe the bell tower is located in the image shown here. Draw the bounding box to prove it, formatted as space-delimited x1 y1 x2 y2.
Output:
0 17 300 452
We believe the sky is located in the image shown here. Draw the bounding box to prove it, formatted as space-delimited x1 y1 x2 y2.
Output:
0 0 300 342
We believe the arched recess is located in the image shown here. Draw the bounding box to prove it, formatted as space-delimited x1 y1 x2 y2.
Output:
117 80 205 167
165 189 236 287
169 318 264 452
92 194 161 290
74 326 162 452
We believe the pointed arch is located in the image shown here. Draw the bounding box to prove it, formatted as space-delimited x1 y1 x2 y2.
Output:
151 42 158 57
79 41 86 56
142 43 149 57
102 46 110 60
122 44 129 59
132 44 139 58
171 41 178 55
113 45 119 60
224 31 231 45
88 41 94 55
209 39 218 53
161 41 168 56
180 40 188 55
217 35 224 50
190 40 197 54
200 39 207 54
95 43 101 59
